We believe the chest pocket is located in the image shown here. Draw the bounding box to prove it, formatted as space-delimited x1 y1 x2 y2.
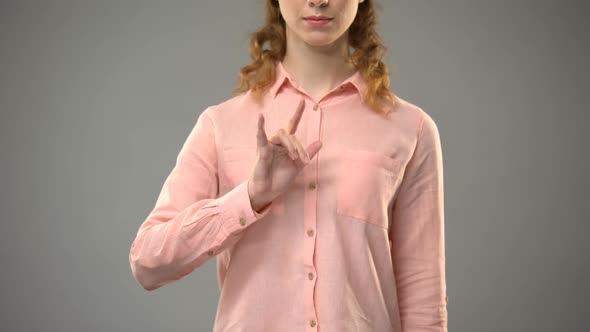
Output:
222 147 285 215
336 148 401 229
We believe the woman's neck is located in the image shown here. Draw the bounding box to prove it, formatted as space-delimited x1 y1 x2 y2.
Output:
282 29 357 100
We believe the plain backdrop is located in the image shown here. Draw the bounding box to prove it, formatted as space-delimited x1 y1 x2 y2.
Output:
1 0 588 331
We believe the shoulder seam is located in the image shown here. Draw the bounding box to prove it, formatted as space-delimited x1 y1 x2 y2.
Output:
417 108 427 139
202 107 217 156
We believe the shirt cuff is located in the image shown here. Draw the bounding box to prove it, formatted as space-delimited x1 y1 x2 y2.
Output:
217 180 273 238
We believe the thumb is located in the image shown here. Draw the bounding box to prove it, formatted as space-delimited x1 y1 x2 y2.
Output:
306 141 323 161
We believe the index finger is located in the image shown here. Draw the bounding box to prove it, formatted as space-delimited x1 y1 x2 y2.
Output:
285 97 305 135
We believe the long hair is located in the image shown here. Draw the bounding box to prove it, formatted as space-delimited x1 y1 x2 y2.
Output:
232 0 397 114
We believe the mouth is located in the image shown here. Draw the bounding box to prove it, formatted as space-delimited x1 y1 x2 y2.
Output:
303 15 333 21
303 16 334 26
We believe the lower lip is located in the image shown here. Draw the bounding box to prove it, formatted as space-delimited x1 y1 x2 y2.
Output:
304 18 332 27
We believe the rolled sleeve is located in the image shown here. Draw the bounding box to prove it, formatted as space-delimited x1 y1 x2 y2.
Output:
129 107 272 291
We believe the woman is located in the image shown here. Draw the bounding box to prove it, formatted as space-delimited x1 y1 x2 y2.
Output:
129 1 448 331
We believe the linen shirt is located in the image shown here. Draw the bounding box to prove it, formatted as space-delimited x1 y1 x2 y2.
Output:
129 61 448 331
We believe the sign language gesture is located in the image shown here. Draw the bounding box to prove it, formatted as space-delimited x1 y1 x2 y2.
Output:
247 97 323 211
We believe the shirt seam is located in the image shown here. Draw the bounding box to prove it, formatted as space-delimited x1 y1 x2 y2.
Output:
417 108 427 142
203 107 219 197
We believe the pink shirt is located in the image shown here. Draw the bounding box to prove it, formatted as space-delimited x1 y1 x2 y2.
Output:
129 61 448 331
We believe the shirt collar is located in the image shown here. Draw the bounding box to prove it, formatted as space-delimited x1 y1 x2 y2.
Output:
269 60 366 102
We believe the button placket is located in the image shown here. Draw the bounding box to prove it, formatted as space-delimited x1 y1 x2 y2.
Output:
303 97 321 330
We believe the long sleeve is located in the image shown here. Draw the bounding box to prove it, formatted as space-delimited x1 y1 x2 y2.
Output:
389 111 448 331
129 107 273 291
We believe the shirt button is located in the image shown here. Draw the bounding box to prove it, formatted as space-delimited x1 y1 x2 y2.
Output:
313 104 319 111
308 272 314 280
239 217 246 226
309 319 316 327
308 182 316 190
307 228 314 237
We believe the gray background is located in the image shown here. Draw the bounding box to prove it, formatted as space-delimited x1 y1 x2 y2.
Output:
1 0 588 331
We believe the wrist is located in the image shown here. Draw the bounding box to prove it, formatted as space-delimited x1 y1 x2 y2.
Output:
251 199 272 213
247 180 272 212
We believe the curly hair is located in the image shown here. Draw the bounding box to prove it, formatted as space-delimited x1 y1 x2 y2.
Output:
231 0 397 114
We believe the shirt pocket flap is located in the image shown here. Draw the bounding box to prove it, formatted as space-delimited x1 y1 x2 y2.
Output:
336 148 402 228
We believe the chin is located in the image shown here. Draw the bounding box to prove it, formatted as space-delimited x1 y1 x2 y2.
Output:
302 35 338 47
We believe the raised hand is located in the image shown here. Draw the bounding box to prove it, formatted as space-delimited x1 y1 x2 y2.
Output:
247 97 323 211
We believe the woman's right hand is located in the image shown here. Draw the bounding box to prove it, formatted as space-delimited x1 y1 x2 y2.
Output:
247 97 323 211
